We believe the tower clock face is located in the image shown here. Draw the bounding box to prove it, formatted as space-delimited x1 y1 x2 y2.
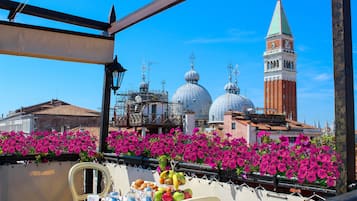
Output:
284 40 291 49
271 42 275 49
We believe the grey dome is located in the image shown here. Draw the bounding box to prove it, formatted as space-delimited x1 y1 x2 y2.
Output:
185 69 200 84
139 81 149 92
224 82 239 94
209 84 254 123
172 66 212 120
172 83 212 120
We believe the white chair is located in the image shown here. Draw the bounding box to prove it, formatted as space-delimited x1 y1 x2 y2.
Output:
184 196 221 201
68 162 112 201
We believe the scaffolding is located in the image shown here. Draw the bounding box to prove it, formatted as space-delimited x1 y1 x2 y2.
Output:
113 89 183 133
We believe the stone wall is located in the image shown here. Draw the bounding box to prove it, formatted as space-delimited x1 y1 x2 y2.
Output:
35 114 100 131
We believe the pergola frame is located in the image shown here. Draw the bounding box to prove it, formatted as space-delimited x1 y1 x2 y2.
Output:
0 0 354 195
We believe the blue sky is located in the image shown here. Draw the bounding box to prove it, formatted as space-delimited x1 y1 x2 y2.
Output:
0 0 356 127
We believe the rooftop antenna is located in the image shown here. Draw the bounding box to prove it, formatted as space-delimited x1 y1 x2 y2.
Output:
141 62 147 83
147 61 158 85
161 80 166 92
189 53 195 69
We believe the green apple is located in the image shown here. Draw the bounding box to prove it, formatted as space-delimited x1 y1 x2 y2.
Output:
173 191 185 201
154 190 164 201
158 187 166 193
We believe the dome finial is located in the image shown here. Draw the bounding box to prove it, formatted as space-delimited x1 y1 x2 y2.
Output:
189 53 195 69
234 64 240 95
185 53 199 83
234 64 240 85
227 64 233 82
224 64 239 94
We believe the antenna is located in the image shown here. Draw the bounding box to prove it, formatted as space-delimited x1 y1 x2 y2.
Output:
141 62 147 83
161 80 166 92
147 61 158 84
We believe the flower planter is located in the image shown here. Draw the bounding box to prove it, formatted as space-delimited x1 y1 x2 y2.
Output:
104 154 336 197
0 153 79 165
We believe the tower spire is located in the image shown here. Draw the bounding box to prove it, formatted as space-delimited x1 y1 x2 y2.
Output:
264 0 297 120
267 0 292 37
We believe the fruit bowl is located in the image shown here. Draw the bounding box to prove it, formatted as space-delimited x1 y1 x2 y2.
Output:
154 187 193 201
131 179 158 192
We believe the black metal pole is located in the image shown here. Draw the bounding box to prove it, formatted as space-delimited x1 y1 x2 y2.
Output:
99 66 112 153
332 0 355 194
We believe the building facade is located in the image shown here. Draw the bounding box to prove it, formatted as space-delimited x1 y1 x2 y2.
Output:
264 0 297 120
0 99 100 133
223 111 321 144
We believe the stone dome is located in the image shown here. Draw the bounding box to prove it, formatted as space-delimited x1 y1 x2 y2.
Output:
184 69 200 84
139 81 149 93
209 82 254 123
172 67 212 120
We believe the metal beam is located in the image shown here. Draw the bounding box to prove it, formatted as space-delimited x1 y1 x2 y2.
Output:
99 66 112 153
108 0 185 35
332 0 355 194
0 21 114 64
0 0 109 31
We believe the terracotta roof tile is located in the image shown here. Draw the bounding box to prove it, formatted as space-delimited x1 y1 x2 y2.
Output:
33 105 100 116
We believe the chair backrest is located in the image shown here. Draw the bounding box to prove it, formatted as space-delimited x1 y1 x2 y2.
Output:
68 162 112 201
184 196 221 201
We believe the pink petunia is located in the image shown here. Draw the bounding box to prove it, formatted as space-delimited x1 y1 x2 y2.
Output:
306 171 317 183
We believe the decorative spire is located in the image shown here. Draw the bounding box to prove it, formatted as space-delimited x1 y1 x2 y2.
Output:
185 53 199 84
189 53 195 69
227 64 233 82
267 0 292 37
234 64 240 95
224 64 239 94
109 5 116 23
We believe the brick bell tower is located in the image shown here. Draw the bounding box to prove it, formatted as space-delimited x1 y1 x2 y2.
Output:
264 0 297 120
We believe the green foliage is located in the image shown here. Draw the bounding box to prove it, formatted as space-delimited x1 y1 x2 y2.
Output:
311 134 336 150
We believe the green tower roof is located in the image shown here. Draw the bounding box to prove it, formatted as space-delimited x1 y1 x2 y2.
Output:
267 0 292 37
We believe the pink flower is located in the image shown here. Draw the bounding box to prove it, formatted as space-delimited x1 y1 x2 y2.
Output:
306 171 317 183
317 169 328 179
327 177 336 187
257 131 270 138
277 163 287 172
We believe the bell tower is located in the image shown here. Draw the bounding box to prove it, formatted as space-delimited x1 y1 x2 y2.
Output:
264 0 297 120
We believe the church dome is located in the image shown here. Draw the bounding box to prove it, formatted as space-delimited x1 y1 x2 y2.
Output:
139 81 149 93
184 69 200 84
209 80 254 123
224 82 240 94
172 66 212 120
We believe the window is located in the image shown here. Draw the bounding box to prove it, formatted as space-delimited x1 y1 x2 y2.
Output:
151 104 157 114
232 122 236 130
288 137 296 144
